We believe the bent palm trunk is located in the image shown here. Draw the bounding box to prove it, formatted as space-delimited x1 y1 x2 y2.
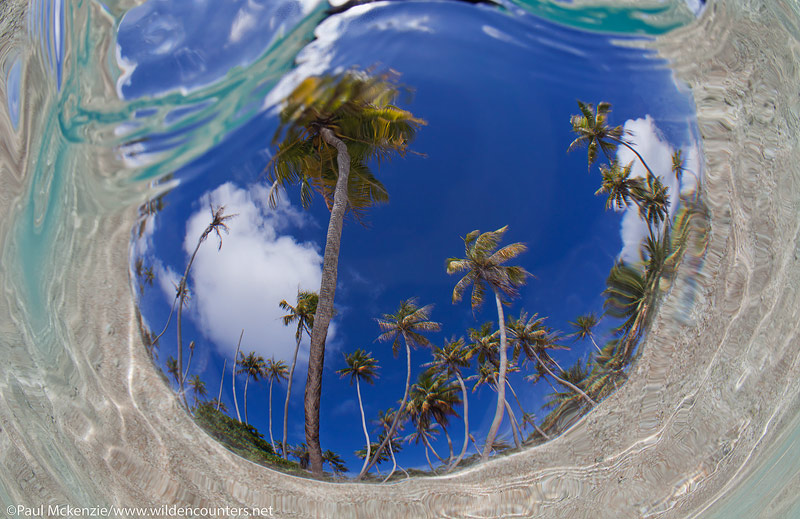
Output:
482 289 509 461
533 349 596 406
449 372 470 471
356 378 371 477
232 330 243 422
305 127 350 475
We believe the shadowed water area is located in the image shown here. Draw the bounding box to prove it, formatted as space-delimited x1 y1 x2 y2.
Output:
2 0 800 517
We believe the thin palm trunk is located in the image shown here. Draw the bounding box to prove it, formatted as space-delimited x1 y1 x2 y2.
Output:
176 238 203 409
283 332 302 460
382 438 398 483
449 373 470 470
533 349 596 406
268 379 276 452
362 341 410 479
611 136 655 178
152 295 178 346
504 380 526 444
589 334 602 354
504 398 521 449
216 359 227 411
422 432 445 464
232 330 243 422
424 445 434 471
243 375 251 425
305 127 350 476
440 424 454 465
482 289 509 461
355 378 371 477
533 420 550 441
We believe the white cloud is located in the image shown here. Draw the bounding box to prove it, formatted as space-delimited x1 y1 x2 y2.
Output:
180 182 325 365
615 116 694 264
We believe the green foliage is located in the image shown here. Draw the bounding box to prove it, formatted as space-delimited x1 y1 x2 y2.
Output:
193 403 298 470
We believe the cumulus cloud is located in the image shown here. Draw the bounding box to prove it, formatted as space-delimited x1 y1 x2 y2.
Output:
175 182 325 365
615 116 700 264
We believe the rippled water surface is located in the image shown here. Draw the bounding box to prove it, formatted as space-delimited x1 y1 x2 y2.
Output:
3 0 800 517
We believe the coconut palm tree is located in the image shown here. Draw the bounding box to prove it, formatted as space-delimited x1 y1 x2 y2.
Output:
264 357 289 452
361 298 441 479
188 374 207 407
541 360 593 434
467 360 522 449
336 349 379 477
603 261 648 360
278 290 318 459
509 311 596 406
423 337 472 470
322 450 348 478
175 204 236 408
406 414 445 471
568 100 655 177
567 313 603 354
465 322 500 368
595 160 643 212
231 330 244 422
265 72 425 475
289 443 310 470
406 370 461 466
237 351 266 425
372 408 406 482
446 225 530 461
633 172 670 237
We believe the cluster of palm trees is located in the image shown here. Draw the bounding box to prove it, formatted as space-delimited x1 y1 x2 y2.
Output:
135 68 706 480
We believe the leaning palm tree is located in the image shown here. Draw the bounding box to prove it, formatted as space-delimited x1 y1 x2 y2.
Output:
467 360 522 449
423 337 472 470
266 72 425 475
568 100 655 177
446 226 530 461
604 261 649 361
405 412 445 471
237 351 266 425
372 408 406 482
360 298 441 479
264 357 289 452
540 360 593 434
595 160 643 212
278 290 318 459
336 349 379 477
567 313 603 354
175 204 236 408
633 171 670 237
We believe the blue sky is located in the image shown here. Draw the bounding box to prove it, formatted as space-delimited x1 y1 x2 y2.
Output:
125 0 702 475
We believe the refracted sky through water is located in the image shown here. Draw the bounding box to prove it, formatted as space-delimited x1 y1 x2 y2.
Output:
124 0 703 476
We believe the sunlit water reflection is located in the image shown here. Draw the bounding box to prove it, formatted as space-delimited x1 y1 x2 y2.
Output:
2 0 800 517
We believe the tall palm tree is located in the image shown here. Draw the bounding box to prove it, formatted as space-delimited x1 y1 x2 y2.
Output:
237 351 266 425
406 370 461 466
361 298 441 478
264 357 289 452
337 349 379 477
176 204 236 408
278 290 318 459
423 337 472 470
568 100 655 177
509 311 596 406
595 160 642 211
567 313 603 354
446 225 530 461
633 172 670 237
266 72 425 475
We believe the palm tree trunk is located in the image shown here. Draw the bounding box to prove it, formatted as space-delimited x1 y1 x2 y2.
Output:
243 375 251 425
355 378 371 477
424 445 433 471
449 372 470 470
611 136 655 178
305 127 350 476
589 334 602 354
232 330 243 422
361 341 411 479
533 420 550 441
533 349 596 406
176 239 203 409
268 379 276 452
382 437 398 483
504 398 521 449
216 359 227 411
422 432 445 464
283 334 301 459
441 424 454 464
482 289 509 461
